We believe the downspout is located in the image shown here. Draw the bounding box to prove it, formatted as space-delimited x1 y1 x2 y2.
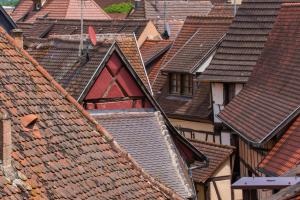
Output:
188 161 209 200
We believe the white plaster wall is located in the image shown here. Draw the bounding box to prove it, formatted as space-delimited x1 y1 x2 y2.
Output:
209 159 232 200
235 83 243 95
196 52 216 73
221 131 231 145
212 83 224 123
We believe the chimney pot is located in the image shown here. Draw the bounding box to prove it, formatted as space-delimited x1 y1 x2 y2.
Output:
11 29 23 49
0 110 12 169
135 0 141 9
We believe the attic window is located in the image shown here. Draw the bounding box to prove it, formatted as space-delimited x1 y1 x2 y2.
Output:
169 73 193 96
20 114 38 130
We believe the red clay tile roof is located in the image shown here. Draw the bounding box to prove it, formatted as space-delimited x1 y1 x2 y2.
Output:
147 52 168 85
0 26 182 199
152 16 211 94
152 16 232 121
11 0 110 23
189 139 235 183
161 16 233 73
19 18 150 40
144 0 213 20
156 81 213 122
259 115 300 176
140 39 172 66
218 3 300 144
25 34 151 99
128 0 213 20
199 0 285 83
154 20 184 40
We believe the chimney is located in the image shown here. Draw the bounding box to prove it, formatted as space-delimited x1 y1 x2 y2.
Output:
0 111 12 169
32 0 42 11
11 29 23 49
135 0 141 9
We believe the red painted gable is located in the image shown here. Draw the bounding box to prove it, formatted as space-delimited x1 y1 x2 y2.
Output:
84 52 152 110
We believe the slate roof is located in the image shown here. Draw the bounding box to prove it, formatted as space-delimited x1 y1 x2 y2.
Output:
140 39 172 67
25 34 151 100
189 140 234 183
162 16 233 73
11 0 110 23
0 26 181 199
92 111 194 199
19 18 151 40
128 0 213 20
259 115 300 176
218 3 300 144
199 0 285 83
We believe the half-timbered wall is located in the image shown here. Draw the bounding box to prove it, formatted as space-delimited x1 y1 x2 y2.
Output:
238 137 275 199
83 52 153 110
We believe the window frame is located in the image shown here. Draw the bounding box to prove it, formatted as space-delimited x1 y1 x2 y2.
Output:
169 73 193 96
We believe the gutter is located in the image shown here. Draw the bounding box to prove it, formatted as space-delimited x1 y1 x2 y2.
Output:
188 162 209 200
216 104 300 146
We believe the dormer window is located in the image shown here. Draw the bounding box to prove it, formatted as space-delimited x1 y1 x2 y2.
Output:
169 73 193 96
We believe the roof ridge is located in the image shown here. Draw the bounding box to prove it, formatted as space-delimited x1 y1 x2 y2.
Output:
0 26 183 200
154 111 194 198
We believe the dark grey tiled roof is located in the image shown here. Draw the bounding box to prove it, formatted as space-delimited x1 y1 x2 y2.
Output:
199 0 283 83
92 111 193 199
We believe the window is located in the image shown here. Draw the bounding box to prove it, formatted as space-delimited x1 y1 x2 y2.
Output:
223 83 235 105
169 73 193 96
169 73 181 94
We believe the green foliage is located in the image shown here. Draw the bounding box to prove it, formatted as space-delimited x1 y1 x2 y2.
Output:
104 2 133 14
0 0 19 6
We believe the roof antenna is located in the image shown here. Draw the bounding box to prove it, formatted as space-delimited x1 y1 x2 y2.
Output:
233 0 237 16
79 0 84 56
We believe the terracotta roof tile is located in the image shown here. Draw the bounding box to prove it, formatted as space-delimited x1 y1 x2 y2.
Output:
152 16 210 94
145 0 213 20
152 15 232 121
218 3 300 144
154 19 184 40
11 0 110 23
140 39 172 66
0 26 182 199
259 115 300 176
189 139 235 183
199 0 286 83
162 16 233 73
128 0 213 20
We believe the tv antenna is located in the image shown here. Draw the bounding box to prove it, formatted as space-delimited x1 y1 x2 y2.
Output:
79 0 84 56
